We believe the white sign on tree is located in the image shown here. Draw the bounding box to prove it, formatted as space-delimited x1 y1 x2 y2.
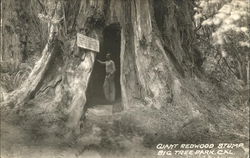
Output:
77 33 100 52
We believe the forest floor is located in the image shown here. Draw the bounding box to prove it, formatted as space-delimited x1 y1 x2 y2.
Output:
0 102 157 158
1 104 248 158
1 88 249 158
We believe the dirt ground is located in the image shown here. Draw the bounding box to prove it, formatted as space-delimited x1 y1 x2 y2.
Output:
1 101 248 158
0 103 157 158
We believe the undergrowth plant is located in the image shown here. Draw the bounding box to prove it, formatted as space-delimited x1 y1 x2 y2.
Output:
0 62 32 93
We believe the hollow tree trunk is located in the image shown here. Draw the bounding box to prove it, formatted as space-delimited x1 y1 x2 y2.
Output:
2 0 179 128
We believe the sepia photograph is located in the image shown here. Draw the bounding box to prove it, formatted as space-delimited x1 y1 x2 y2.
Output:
0 0 249 157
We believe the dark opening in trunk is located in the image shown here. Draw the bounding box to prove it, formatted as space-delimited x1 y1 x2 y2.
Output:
86 24 121 106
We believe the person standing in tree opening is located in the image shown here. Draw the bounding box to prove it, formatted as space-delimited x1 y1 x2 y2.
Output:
97 53 116 102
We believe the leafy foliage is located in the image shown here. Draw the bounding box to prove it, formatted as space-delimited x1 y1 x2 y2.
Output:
0 62 32 92
195 0 249 47
194 0 250 86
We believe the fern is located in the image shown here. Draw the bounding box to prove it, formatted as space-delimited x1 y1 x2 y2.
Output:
0 63 32 92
